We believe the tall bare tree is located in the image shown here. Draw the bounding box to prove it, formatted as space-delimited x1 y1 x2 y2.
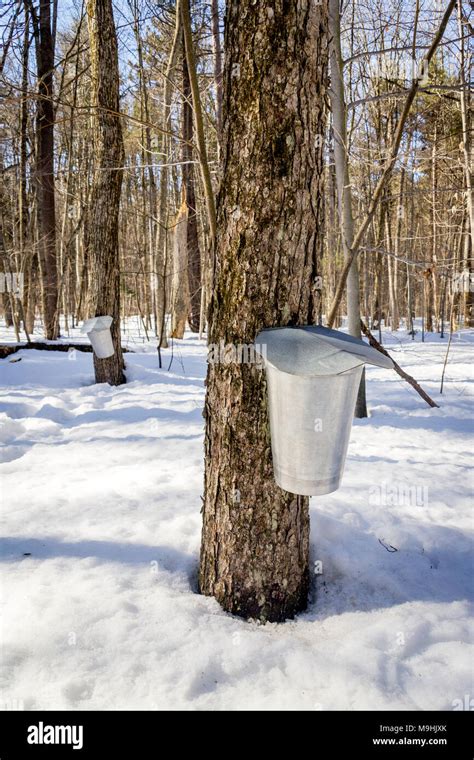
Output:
457 0 473 327
84 0 125 385
28 0 59 339
210 0 223 140
329 0 367 417
181 31 201 332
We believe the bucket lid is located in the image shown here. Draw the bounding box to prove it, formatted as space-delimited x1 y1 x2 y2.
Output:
82 315 113 334
254 325 393 376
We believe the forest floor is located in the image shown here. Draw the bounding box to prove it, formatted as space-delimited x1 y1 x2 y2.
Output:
0 318 472 710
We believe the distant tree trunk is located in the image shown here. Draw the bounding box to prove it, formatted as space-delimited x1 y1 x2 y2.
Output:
156 5 181 348
385 208 399 331
181 0 217 332
0 190 20 339
131 0 158 332
199 0 328 622
429 130 438 332
457 0 473 327
2 293 13 327
19 5 32 337
84 0 125 385
392 139 411 331
327 135 338 317
372 209 385 335
210 0 223 140
328 0 367 417
31 0 58 339
406 152 416 333
170 199 189 338
181 34 201 332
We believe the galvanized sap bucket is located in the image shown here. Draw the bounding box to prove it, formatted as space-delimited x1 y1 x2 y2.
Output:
82 315 115 359
254 326 393 496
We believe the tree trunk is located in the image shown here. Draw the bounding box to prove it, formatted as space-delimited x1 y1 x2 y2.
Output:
181 0 216 242
156 5 181 347
328 0 367 417
391 139 411 331
457 0 473 327
429 130 438 332
84 0 125 385
385 209 398 330
199 0 328 623
327 136 338 319
181 0 217 333
35 0 58 339
132 0 158 332
170 200 189 339
181 34 201 332
210 0 223 140
19 5 31 339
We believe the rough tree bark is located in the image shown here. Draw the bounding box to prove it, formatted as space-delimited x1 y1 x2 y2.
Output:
199 0 328 623
84 0 125 385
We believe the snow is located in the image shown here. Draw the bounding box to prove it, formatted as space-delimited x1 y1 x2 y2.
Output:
0 318 473 710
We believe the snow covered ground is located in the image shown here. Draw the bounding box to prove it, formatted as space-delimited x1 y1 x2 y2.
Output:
0 317 472 710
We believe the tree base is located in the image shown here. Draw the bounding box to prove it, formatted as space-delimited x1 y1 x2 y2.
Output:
200 572 309 623
93 354 126 386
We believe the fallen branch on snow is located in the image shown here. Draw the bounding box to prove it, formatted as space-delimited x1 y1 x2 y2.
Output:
0 342 133 360
360 320 440 409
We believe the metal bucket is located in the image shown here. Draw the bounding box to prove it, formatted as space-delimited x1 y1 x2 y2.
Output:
265 363 363 495
255 325 393 496
82 316 115 359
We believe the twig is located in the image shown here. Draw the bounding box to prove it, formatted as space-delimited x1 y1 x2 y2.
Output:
167 336 175 372
378 538 398 553
360 320 440 408
440 296 456 394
